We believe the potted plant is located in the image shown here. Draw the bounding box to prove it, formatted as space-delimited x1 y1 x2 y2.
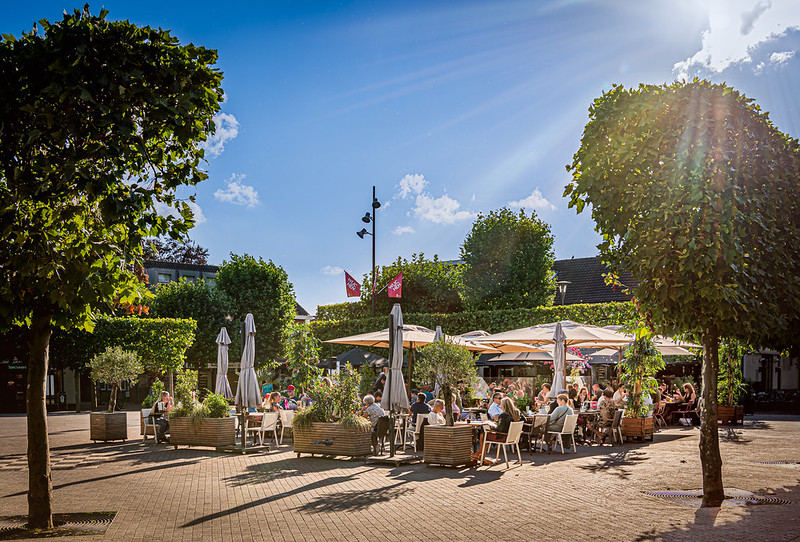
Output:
416 339 478 467
88 346 143 442
293 363 372 458
169 392 236 449
717 339 746 425
617 330 664 441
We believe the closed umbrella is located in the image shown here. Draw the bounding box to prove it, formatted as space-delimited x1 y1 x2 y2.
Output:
382 303 409 412
235 314 261 448
214 327 233 399
550 322 567 397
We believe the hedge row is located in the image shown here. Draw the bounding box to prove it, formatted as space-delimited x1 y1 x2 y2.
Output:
311 301 637 358
315 301 369 322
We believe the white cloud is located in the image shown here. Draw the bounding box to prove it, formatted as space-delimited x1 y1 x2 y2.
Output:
154 200 206 225
321 265 344 276
508 189 556 211
396 174 428 199
201 112 239 158
393 225 415 235
412 193 474 224
672 0 800 80
214 173 260 207
770 50 795 64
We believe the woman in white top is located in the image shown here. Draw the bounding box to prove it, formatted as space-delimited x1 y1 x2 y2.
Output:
427 399 446 426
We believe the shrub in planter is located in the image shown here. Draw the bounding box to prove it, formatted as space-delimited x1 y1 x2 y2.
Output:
618 329 664 441
293 363 372 457
717 339 746 425
168 392 235 448
88 347 143 442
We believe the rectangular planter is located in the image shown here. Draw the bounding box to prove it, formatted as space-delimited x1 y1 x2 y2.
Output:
423 425 473 467
294 422 372 458
621 417 654 441
718 405 744 426
90 412 128 442
169 417 236 449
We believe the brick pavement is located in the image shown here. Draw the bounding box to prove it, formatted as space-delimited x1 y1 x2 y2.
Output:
0 412 798 541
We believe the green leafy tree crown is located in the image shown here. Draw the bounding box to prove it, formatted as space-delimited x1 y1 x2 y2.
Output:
416 340 477 425
460 208 556 310
284 323 322 395
88 346 143 412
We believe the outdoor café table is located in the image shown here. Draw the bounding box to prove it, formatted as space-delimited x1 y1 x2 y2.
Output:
463 407 487 420
455 420 495 453
663 400 682 423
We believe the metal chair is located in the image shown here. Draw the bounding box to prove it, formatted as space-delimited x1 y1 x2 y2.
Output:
610 409 624 443
527 414 549 452
141 408 159 443
404 413 427 452
247 412 279 447
481 421 525 468
279 410 294 445
373 416 392 455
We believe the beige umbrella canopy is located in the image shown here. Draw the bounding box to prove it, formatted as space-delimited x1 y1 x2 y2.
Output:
476 320 632 348
459 330 548 353
326 324 499 353
601 326 701 350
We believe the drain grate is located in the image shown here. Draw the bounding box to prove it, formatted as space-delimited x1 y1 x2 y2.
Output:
0 512 116 539
753 460 800 465
643 488 791 509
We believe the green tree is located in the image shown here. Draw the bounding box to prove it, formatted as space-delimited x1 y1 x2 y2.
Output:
143 237 209 265
284 323 322 395
564 80 800 506
361 253 463 315
149 279 230 368
416 340 478 426
216 254 295 367
460 208 556 310
0 7 223 527
88 347 143 412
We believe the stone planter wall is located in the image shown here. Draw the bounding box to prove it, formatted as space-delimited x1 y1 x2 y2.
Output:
423 425 473 467
169 417 236 449
294 422 372 458
90 412 128 442
621 417 654 441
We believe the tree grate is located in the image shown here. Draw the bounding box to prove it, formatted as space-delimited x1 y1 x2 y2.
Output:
643 488 791 509
0 512 116 539
753 460 800 465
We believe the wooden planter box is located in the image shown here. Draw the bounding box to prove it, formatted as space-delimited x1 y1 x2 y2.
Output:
423 425 473 467
718 405 744 426
169 417 236 449
294 422 372 458
621 417 654 441
90 412 127 442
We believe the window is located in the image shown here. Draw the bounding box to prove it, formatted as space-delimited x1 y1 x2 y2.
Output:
158 273 172 283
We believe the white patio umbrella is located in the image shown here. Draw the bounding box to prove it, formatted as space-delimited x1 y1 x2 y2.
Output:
214 327 233 399
550 322 567 397
235 314 261 410
381 303 409 412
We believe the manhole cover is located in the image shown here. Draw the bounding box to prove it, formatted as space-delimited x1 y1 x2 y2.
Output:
643 488 791 509
753 460 800 465
0 512 116 539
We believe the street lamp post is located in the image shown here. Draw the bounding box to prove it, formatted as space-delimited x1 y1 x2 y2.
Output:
557 280 571 306
357 186 381 317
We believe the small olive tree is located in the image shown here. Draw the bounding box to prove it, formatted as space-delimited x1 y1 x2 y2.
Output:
416 340 477 426
88 347 143 413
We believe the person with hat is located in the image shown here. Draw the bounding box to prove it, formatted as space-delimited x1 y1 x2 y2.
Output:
282 385 298 410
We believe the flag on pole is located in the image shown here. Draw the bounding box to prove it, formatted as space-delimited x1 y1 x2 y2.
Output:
388 273 403 298
344 272 361 297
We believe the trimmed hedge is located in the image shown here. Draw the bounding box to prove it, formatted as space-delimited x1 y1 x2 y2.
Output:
316 301 369 322
311 301 637 358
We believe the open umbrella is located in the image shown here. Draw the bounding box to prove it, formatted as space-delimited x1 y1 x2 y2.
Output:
214 327 233 399
235 314 261 448
477 320 632 348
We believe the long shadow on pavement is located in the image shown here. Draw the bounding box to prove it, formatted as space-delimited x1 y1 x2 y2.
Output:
293 480 414 513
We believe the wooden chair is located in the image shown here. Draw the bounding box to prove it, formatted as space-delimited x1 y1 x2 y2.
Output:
404 413 427 452
670 400 699 425
527 415 549 452
248 412 279 447
609 409 624 443
481 421 525 468
279 410 294 445
653 403 667 430
547 414 578 453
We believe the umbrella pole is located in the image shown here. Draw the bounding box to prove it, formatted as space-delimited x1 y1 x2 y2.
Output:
388 312 396 458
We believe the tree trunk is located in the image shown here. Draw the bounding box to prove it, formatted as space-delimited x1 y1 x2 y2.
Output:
90 380 97 411
74 369 81 413
109 384 118 413
443 383 454 426
700 326 724 507
26 310 53 529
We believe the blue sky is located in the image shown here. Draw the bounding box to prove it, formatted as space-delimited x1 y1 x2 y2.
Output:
5 1 800 313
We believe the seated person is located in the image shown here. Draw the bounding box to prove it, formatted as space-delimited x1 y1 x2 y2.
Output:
597 387 614 409
613 385 628 406
361 395 385 429
586 388 616 444
676 383 697 405
549 391 568 414
374 390 383 404
577 387 590 407
282 386 299 410
536 383 551 407
474 397 518 465
421 386 434 403
427 399 446 426
151 391 174 443
546 393 574 449
410 392 432 418
487 392 503 421
568 388 579 409
591 383 602 401
263 391 282 412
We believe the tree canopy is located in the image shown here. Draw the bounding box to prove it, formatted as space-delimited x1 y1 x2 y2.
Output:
360 253 463 315
215 254 296 367
0 6 223 528
143 237 210 265
564 80 800 507
460 208 556 310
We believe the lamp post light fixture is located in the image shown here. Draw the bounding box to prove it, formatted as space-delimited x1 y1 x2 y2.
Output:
557 280 571 306
356 186 381 317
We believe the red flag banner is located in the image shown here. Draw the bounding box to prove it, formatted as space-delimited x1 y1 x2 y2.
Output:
387 273 403 298
344 271 361 297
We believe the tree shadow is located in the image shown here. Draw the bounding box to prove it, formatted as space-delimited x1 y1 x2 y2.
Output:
742 420 771 430
293 480 413 513
634 481 800 541
382 462 508 488
719 427 751 445
577 449 650 479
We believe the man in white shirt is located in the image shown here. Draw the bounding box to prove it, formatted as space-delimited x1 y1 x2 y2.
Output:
487 392 503 421
613 385 628 406
427 399 446 426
